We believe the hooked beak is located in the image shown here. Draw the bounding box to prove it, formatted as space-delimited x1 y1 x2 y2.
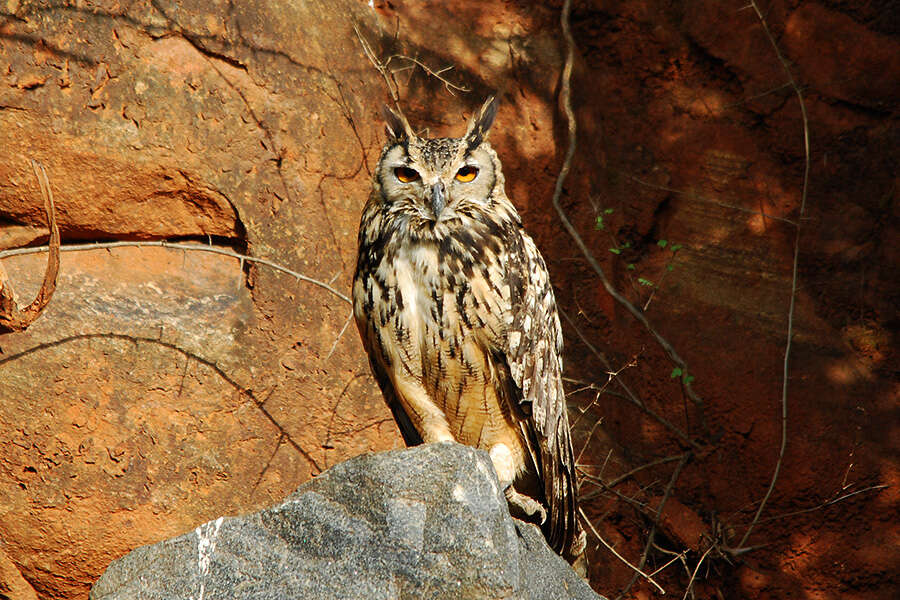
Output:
430 181 446 218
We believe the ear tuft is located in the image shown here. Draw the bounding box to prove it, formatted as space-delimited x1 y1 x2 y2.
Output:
464 95 500 151
382 105 413 142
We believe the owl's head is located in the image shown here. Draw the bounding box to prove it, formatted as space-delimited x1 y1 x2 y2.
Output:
373 97 515 237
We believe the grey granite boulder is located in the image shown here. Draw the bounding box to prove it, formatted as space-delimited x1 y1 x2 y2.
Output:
90 442 603 600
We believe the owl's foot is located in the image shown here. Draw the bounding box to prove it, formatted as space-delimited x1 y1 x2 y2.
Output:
504 486 547 525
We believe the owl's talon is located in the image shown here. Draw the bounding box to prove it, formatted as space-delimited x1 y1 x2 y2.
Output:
504 486 547 525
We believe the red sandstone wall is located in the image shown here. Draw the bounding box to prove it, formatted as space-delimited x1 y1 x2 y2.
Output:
1 1 896 598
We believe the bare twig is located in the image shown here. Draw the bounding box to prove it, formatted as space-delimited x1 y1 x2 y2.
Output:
354 25 469 105
738 0 811 550
682 545 714 600
325 309 355 360
578 506 666 595
582 477 653 512
575 417 604 466
384 54 469 95
579 452 688 503
608 453 690 491
648 547 688 579
560 308 702 450
617 452 690 599
0 161 60 332
355 24 400 102
642 247 681 312
571 356 637 427
0 332 324 473
0 240 352 305
753 484 888 525
552 0 706 423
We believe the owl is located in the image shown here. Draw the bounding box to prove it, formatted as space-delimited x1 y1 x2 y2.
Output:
352 97 587 573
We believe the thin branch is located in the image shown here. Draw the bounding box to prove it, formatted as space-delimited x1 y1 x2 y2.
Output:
642 247 682 313
575 417 604 466
618 452 690 599
607 453 690 490
682 545 714 600
0 332 324 473
551 0 706 422
0 240 352 305
579 474 652 511
355 24 400 102
578 506 666 595
560 308 702 450
325 309 354 360
571 356 637 427
738 0 811 550
648 548 688 579
580 452 688 503
753 484 888 525
354 25 469 105
384 54 469 95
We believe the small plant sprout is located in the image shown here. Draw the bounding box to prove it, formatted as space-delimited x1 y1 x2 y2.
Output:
638 240 686 311
609 240 631 255
595 208 614 231
670 367 695 385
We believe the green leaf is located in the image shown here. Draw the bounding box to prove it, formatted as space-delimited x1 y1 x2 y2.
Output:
624 241 632 249
670 367 683 379
609 248 621 255
604 208 615 214
684 374 695 385
638 277 654 287
666 264 674 272
670 244 683 252
595 216 605 230
627 263 636 271
657 239 668 248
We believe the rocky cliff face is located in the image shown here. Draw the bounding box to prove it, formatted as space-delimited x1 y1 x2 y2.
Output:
1 1 896 599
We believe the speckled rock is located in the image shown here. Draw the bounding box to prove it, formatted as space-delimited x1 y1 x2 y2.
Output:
90 442 603 600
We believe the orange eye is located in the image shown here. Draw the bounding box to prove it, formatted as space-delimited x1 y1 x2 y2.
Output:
394 166 420 183
455 166 478 182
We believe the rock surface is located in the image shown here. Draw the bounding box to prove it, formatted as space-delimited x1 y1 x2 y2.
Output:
90 442 603 600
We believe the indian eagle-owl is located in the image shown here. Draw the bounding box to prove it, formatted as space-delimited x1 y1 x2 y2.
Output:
353 97 587 573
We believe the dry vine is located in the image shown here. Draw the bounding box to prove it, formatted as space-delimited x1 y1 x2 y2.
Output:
550 0 820 596
355 24 469 109
552 0 706 426
0 240 351 305
555 0 696 594
736 0 811 551
0 161 60 332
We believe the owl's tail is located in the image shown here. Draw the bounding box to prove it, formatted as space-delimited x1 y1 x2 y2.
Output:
541 385 590 578
564 524 589 578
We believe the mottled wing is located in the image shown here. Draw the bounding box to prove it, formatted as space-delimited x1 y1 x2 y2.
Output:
501 230 579 555
362 339 423 448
